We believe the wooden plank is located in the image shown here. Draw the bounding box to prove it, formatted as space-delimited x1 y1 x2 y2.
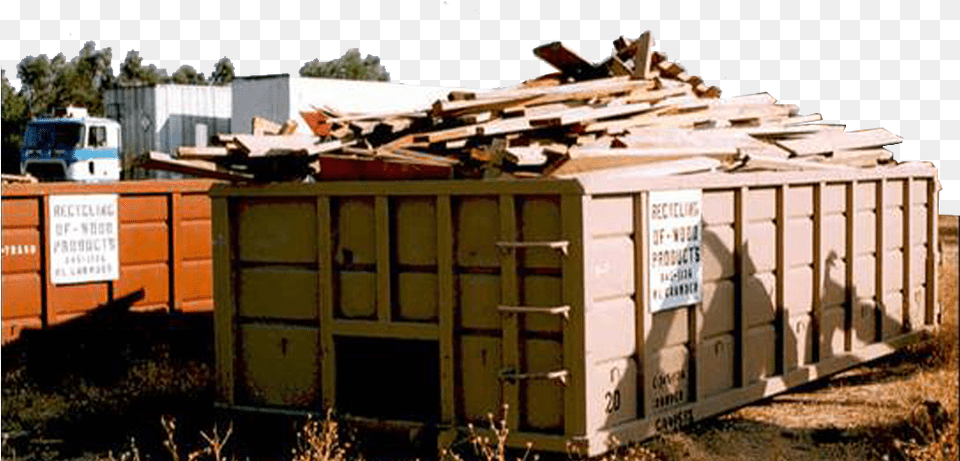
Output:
177 146 231 159
741 155 855 172
252 116 281 135
375 196 391 323
233 134 343 157
571 146 739 159
139 152 253 181
600 56 631 76
317 197 336 408
778 114 824 126
554 157 722 179
431 94 540 118
776 128 903 156
632 31 655 80
279 119 298 135
533 41 606 80
437 195 455 425
499 194 521 430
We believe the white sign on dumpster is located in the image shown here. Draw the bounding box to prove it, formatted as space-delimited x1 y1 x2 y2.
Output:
50 194 119 284
648 189 702 312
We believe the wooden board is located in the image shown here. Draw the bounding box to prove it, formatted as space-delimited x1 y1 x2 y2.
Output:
775 128 903 156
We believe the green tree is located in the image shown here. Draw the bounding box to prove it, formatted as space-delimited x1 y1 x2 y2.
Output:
2 69 29 173
118 50 169 86
210 57 234 86
299 49 390 82
16 42 114 116
172 65 205 85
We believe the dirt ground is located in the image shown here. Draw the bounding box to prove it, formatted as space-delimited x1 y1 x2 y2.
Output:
2 218 957 461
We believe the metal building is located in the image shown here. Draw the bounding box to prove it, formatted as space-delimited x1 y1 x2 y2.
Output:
231 75 463 135
103 84 232 176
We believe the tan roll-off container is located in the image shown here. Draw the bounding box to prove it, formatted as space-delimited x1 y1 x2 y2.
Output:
213 163 940 455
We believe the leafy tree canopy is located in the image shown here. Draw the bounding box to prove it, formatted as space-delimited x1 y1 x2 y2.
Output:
210 57 235 86
172 65 205 85
299 49 390 82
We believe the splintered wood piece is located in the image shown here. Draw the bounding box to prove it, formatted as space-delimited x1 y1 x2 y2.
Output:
299 111 331 136
431 94 540 118
279 119 298 135
139 151 252 181
557 156 723 179
742 155 855 171
823 148 894 166
600 56 631 76
533 41 607 80
779 114 823 125
252 116 282 136
233 134 342 157
775 128 903 156
632 31 655 80
177 146 230 158
570 145 740 159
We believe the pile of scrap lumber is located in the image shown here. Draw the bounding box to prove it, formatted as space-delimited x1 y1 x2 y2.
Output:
137 31 905 182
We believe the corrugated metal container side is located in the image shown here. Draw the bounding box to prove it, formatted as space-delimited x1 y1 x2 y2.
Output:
104 84 232 176
212 164 940 456
231 75 466 136
1 180 218 343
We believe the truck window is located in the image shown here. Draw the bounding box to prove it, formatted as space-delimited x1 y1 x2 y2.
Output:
88 126 107 147
22 123 85 150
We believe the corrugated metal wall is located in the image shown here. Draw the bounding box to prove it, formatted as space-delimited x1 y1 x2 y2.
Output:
104 84 232 178
231 76 291 135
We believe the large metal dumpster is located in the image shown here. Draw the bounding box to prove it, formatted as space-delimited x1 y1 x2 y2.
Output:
212 163 940 455
2 180 218 343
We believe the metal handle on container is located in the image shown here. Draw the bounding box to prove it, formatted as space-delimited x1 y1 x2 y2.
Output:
495 240 569 256
497 305 570 320
498 369 569 385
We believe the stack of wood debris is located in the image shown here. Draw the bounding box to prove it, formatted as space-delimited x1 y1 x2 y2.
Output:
137 31 905 182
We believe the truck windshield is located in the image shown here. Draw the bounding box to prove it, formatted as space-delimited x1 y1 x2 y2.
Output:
22 123 85 150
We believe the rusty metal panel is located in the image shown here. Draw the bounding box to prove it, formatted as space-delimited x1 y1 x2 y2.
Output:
119 195 168 222
2 228 41 273
744 272 776 327
699 333 734 398
744 222 776 273
702 225 734 281
588 357 637 429
457 273 500 330
238 199 317 263
2 273 42 319
181 260 213 302
115 263 170 309
745 324 776 383
182 193 212 219
239 268 318 320
520 274 564 333
518 196 563 269
522 338 565 432
700 280 734 338
394 197 437 266
457 335 502 424
337 271 377 319
395 272 438 321
119 223 169 264
182 220 212 260
238 324 321 407
49 283 110 318
454 196 500 268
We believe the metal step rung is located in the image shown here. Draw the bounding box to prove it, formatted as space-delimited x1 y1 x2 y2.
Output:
497 305 570 320
498 369 569 385
495 240 569 256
